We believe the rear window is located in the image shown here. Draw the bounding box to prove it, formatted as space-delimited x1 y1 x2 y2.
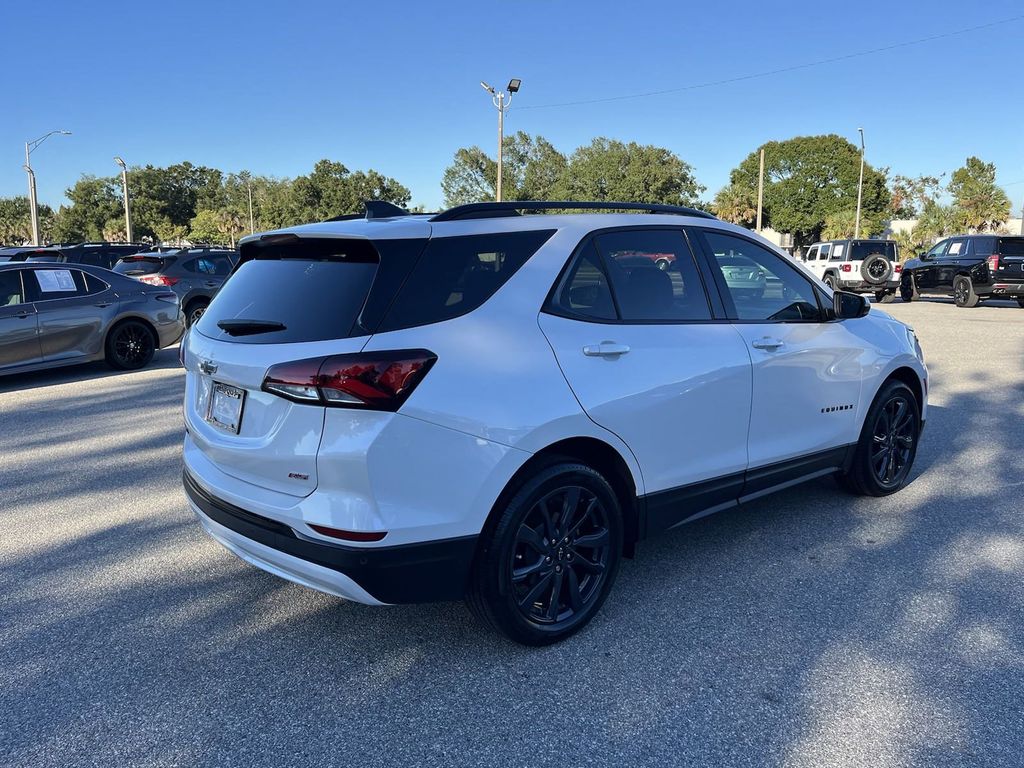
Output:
850 241 896 261
377 230 555 332
997 238 1024 257
114 257 167 275
196 239 381 344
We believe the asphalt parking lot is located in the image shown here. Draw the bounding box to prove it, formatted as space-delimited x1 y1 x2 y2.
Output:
1 298 1022 768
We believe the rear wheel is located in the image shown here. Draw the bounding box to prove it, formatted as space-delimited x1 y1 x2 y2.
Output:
823 274 838 291
838 380 920 496
467 462 622 646
875 290 897 304
953 275 980 308
185 299 209 327
105 320 156 370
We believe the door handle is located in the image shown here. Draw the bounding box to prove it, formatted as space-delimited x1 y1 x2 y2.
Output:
94 302 113 308
204 281 218 288
15 311 33 319
583 341 630 357
751 338 785 351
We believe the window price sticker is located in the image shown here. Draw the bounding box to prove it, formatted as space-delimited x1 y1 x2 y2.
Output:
35 269 76 293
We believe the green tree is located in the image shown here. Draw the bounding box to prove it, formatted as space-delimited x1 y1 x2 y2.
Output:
0 196 55 244
948 157 1010 232
53 176 121 242
289 160 410 222
440 132 569 207
888 174 943 219
892 226 928 261
724 135 890 245
821 208 885 240
712 183 757 226
561 138 704 206
915 200 960 241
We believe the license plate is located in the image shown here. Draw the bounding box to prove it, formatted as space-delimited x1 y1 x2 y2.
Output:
206 382 245 434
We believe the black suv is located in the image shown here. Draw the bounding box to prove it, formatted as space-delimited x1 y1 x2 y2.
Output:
22 242 149 270
900 235 1024 308
112 247 239 326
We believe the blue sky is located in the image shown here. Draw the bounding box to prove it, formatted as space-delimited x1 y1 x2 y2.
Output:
4 0 1023 214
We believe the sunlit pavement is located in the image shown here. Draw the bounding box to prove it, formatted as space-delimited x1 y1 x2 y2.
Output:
1 299 1022 767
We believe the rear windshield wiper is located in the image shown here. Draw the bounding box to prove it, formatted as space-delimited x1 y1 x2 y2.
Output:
216 319 286 336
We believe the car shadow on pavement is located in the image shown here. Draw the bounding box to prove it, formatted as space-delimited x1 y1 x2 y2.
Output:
0 347 181 395
1 362 1022 766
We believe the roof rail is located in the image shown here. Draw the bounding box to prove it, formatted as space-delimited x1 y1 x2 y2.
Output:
430 200 717 223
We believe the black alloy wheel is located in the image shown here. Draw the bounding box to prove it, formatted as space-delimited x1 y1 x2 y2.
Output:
468 462 623 645
838 380 920 496
106 320 156 370
953 276 980 308
510 485 612 626
868 394 917 490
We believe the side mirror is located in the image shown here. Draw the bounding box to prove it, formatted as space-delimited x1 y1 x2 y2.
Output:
833 290 870 319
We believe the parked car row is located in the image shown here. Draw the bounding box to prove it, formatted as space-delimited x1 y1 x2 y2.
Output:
0 262 184 376
799 234 1024 308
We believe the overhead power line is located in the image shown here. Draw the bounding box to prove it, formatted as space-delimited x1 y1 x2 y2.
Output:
517 14 1024 111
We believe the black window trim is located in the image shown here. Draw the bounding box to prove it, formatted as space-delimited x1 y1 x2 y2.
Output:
541 225 724 326
690 227 830 325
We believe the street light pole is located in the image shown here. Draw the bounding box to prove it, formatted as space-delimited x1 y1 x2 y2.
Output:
854 127 866 239
481 79 520 203
756 147 765 232
23 130 71 246
247 181 255 233
114 157 133 243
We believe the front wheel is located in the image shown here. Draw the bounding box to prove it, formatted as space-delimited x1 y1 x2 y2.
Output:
953 275 980 308
838 380 920 496
467 462 623 646
900 279 917 302
1016 298 1024 309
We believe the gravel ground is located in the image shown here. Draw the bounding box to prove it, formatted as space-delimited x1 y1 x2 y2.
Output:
1 297 1022 767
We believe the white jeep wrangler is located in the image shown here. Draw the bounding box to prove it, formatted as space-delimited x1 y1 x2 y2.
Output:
802 239 901 303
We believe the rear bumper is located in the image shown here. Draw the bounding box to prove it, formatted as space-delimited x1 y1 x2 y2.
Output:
184 469 477 604
838 279 899 291
980 282 1024 297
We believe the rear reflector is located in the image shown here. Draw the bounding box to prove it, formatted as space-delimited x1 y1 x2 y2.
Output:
308 523 387 542
262 349 437 411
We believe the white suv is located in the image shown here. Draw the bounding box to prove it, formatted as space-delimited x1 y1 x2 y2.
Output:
802 239 902 303
181 201 928 645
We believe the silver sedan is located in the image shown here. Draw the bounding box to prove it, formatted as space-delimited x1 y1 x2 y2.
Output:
0 262 185 376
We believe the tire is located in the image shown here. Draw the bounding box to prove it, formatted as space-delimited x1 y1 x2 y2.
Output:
953 275 980 308
838 379 921 497
105 320 156 370
467 462 623 646
185 299 209 327
899 278 917 303
875 290 897 304
860 255 892 285
823 274 838 291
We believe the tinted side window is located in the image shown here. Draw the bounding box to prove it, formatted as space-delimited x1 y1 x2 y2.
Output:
378 230 555 332
555 242 616 320
25 268 91 301
702 231 822 322
971 238 996 256
0 270 25 306
595 230 711 321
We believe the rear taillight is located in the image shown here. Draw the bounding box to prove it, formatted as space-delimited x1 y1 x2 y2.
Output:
139 275 179 286
894 264 902 273
988 254 1000 273
262 350 437 411
841 263 852 272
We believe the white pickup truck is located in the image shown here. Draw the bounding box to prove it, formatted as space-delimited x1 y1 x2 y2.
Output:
801 239 902 303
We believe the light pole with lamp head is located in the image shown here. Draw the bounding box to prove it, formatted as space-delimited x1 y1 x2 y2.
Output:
24 129 71 245
854 127 866 239
480 78 521 202
114 156 133 243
